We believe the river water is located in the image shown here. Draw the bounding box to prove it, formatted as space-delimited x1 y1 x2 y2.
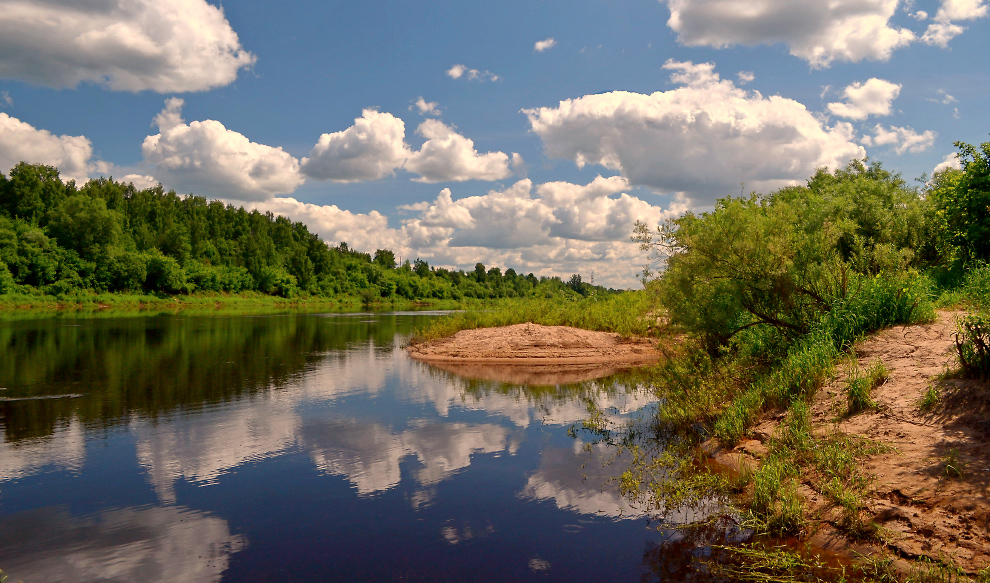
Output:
0 311 703 582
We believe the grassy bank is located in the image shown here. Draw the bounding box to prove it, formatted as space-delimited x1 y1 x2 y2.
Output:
0 289 468 319
409 290 661 342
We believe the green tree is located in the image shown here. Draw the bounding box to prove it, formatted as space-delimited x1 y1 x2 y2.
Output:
48 194 123 260
0 163 73 223
925 140 990 265
373 249 397 269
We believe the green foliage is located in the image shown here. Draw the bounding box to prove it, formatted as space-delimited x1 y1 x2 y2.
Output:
919 383 941 412
639 159 928 354
748 453 804 535
924 138 990 266
846 359 887 415
941 447 968 479
47 194 122 259
955 312 990 380
961 262 990 309
706 543 844 583
0 163 605 303
411 291 657 343
144 250 188 294
0 162 73 223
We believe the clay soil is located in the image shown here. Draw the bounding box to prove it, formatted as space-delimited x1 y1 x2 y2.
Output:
731 310 990 573
406 322 662 384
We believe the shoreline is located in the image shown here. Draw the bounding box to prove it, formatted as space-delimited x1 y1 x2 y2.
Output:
406 322 663 366
711 309 990 576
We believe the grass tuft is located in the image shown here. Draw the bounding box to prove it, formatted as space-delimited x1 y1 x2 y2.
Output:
941 448 968 479
846 359 887 415
918 383 941 412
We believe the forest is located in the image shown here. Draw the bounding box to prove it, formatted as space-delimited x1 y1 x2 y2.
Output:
0 162 609 302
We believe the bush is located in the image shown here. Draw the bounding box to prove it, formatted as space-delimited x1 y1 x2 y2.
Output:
955 313 990 381
0 259 15 294
963 262 990 309
144 251 188 294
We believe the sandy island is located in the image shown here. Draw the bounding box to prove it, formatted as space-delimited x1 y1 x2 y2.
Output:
405 322 662 384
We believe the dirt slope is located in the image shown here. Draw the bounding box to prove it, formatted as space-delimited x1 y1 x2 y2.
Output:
808 311 990 572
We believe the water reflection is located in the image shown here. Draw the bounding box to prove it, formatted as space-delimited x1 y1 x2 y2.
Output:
302 419 512 494
0 418 85 482
0 312 673 582
520 442 642 519
134 392 299 503
0 505 245 583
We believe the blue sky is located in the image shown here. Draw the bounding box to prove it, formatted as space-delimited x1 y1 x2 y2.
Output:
1 0 988 287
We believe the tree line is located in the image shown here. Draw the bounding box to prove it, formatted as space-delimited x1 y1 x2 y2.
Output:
0 163 611 300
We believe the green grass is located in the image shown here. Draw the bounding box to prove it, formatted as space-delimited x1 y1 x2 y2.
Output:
0 290 468 319
846 360 888 415
409 291 661 343
941 448 968 479
918 383 941 412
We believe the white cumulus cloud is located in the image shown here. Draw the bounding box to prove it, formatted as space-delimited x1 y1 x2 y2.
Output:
411 97 440 116
405 120 514 183
936 0 988 20
933 152 962 174
241 197 407 253
245 175 682 288
0 112 94 183
398 177 682 285
827 78 902 120
921 21 966 45
861 124 937 154
142 99 303 200
922 0 988 45
538 176 679 242
524 59 865 203
301 109 410 182
534 38 557 52
663 0 915 67
0 0 255 92
446 64 499 82
119 173 159 190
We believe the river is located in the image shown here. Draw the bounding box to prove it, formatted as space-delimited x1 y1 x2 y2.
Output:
0 310 706 582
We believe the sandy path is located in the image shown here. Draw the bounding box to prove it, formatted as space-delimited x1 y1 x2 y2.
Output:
405 323 662 384
806 311 990 572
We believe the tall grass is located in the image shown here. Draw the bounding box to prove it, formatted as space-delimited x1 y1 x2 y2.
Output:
846 359 888 415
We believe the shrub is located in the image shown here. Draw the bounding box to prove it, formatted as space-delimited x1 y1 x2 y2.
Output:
144 251 188 294
955 313 990 381
0 260 14 294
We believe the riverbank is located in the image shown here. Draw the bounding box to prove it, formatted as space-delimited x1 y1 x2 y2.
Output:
413 295 990 579
708 309 990 578
0 290 466 318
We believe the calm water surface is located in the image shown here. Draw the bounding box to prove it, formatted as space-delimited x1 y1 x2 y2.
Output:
0 311 698 582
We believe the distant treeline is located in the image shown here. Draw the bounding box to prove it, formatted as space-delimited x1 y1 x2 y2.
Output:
0 162 611 300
